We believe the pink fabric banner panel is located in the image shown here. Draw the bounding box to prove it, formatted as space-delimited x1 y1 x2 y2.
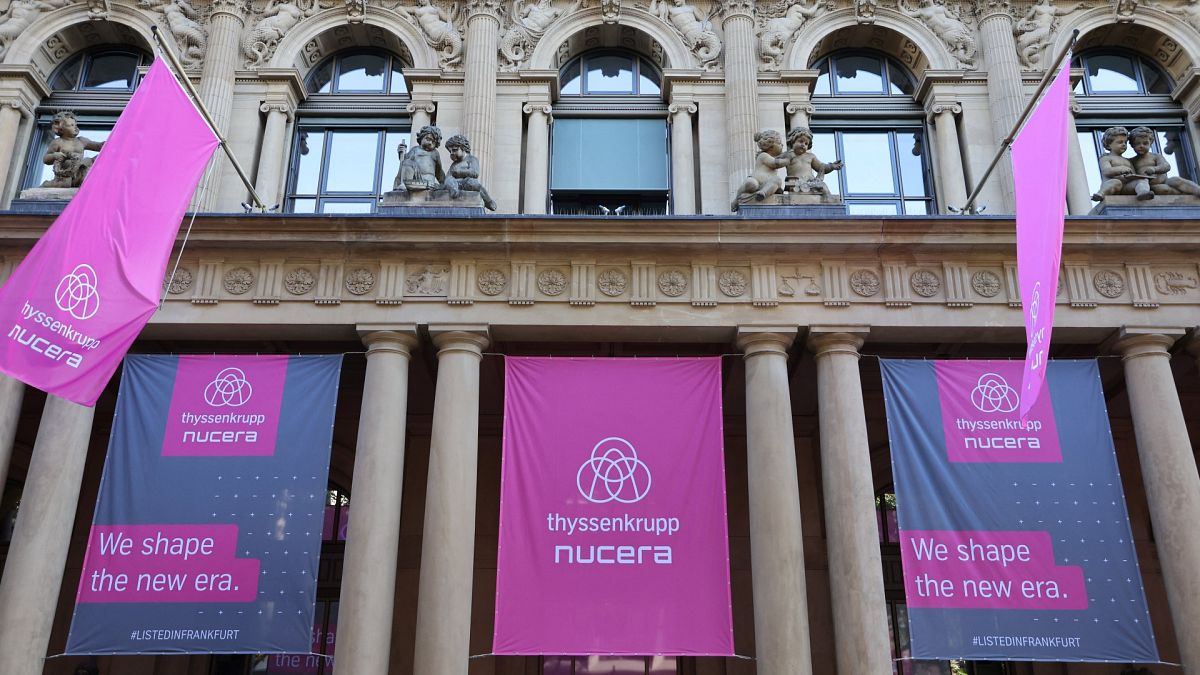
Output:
1012 57 1071 419
0 58 219 406
493 357 734 656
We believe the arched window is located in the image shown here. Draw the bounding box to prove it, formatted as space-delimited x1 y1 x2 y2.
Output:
550 50 669 215
809 51 935 215
21 47 150 190
285 50 410 214
1072 50 1197 197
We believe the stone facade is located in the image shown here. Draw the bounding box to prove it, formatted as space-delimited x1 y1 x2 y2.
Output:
0 1 1197 675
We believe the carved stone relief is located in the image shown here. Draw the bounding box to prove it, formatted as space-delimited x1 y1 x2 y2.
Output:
499 0 581 71
223 267 255 295
1093 269 1125 298
389 0 464 68
849 269 880 297
538 269 567 296
910 269 941 297
898 0 976 68
718 270 748 297
243 0 317 67
164 267 193 294
779 267 821 296
598 269 627 296
146 0 209 66
477 268 508 295
1153 270 1198 295
1014 0 1087 69
971 270 1001 298
649 0 721 69
285 268 316 295
345 268 376 295
757 0 830 70
405 265 449 295
657 270 688 297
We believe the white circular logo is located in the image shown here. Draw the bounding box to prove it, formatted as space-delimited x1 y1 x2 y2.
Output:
204 367 253 407
54 263 100 320
1029 282 1041 322
576 437 652 504
970 372 1020 414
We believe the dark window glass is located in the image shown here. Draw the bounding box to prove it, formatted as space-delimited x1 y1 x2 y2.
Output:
286 126 408 213
814 60 832 95
813 128 932 214
49 57 82 91
835 54 886 94
1085 53 1140 93
813 53 915 98
83 52 140 89
586 54 635 94
336 53 387 92
559 52 662 97
311 60 334 94
306 51 408 94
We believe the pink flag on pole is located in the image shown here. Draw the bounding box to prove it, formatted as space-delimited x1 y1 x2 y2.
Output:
1013 57 1071 419
0 58 219 406
493 357 734 656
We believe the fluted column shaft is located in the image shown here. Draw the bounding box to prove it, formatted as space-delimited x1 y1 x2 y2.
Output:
412 327 489 675
1115 330 1200 674
523 103 551 214
0 102 27 200
722 5 759 203
253 103 290 209
0 396 95 675
462 5 501 179
196 0 246 210
736 328 812 675
1065 103 1093 215
808 330 891 675
334 329 418 675
0 375 24 497
669 101 697 215
978 8 1022 211
931 107 968 212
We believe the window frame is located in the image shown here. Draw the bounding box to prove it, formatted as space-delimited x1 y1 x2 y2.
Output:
284 119 411 214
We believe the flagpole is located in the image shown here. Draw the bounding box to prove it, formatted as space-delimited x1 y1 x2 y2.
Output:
149 25 269 212
955 29 1079 215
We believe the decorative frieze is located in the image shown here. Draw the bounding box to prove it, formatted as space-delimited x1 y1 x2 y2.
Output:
164 266 193 296
377 262 406 305
1003 261 1021 308
1093 269 1125 299
253 260 282 305
345 267 376 296
510 262 536 305
1064 262 1096 308
882 262 910 307
598 268 628 298
315 260 343 305
657 270 688 298
477 268 508 297
1125 263 1158 308
910 268 942 299
405 265 449 297
570 261 596 306
192 260 222 305
223 267 254 295
1153 270 1198 296
286 267 316 296
751 262 778 307
849 269 880 298
718 269 749 298
692 263 718 307
970 270 1001 298
941 262 972 307
822 261 849 307
448 259 476 306
631 262 656 307
538 268 567 297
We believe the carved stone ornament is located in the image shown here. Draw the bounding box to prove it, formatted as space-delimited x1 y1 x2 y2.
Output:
285 268 316 295
477 269 508 296
1153 271 1198 295
971 270 1001 298
600 0 621 23
499 0 581 71
1014 0 1084 69
849 269 881 297
223 267 255 295
598 269 627 297
163 267 193 294
242 0 317 67
151 0 209 66
538 269 567 296
405 265 449 295
910 269 941 297
718 270 748 297
391 0 464 68
657 270 688 297
344 268 376 295
650 0 721 69
898 0 976 68
1092 270 1124 298
757 0 830 69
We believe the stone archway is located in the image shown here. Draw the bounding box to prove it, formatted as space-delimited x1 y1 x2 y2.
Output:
791 9 949 75
270 7 431 74
1055 9 1198 84
3 4 153 77
528 7 690 71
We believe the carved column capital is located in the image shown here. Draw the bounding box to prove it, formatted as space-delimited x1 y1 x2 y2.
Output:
523 102 552 115
259 101 292 119
736 326 798 358
406 100 437 115
1112 327 1185 361
720 0 755 21
785 101 814 116
668 100 698 115
925 99 962 124
806 326 869 359
465 0 503 20
972 0 1013 21
0 98 30 118
209 0 249 19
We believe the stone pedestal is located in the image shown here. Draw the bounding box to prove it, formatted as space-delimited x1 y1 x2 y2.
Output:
11 187 75 213
1088 194 1200 217
736 193 847 218
378 188 488 216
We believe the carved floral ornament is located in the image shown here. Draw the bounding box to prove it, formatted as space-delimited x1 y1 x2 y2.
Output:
345 268 376 295
910 269 941 297
849 269 880 297
223 267 255 295
538 269 567 295
285 268 316 295
718 270 747 297
970 270 1001 298
657 270 688 297
164 267 193 294
598 269 627 296
477 268 508 295
1093 269 1124 298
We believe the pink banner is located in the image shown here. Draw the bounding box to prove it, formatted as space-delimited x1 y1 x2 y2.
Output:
0 58 218 406
934 360 1061 463
1012 58 1071 419
493 357 733 656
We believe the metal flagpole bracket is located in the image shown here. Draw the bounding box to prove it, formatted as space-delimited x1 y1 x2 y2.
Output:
954 29 1080 215
149 24 269 212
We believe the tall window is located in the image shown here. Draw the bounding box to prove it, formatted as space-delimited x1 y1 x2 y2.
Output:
1072 50 1197 197
285 50 410 214
550 51 669 215
22 48 150 189
810 52 935 215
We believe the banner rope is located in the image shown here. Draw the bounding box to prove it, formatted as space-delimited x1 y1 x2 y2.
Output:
159 158 215 308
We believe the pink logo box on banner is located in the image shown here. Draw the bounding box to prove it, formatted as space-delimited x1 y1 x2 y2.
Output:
935 361 1062 463
493 357 734 656
162 356 289 457
0 59 219 406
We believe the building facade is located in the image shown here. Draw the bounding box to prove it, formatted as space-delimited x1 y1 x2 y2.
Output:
0 0 1197 674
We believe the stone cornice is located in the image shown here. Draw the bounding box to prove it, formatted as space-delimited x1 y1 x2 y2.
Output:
914 70 966 104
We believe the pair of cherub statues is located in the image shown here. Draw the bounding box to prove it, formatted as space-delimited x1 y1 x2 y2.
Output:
733 127 843 209
1092 125 1200 202
392 124 497 211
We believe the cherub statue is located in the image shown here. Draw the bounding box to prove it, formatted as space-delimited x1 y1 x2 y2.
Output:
650 0 721 69
1014 0 1087 69
393 125 445 192
395 0 463 68
1129 125 1200 197
733 129 789 209
443 134 498 211
1091 126 1150 201
41 111 105 188
780 127 842 195
897 0 976 68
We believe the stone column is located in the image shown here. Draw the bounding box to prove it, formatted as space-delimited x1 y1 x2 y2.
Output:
412 326 490 675
522 103 551 214
807 328 891 674
722 0 759 205
0 375 24 496
786 101 814 132
253 102 291 209
461 0 502 179
0 100 28 200
1065 98 1093 215
0 396 95 675
195 0 247 210
735 327 813 675
668 100 697 215
1114 328 1200 674
976 0 1022 211
407 100 436 137
928 102 968 213
334 327 418 675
